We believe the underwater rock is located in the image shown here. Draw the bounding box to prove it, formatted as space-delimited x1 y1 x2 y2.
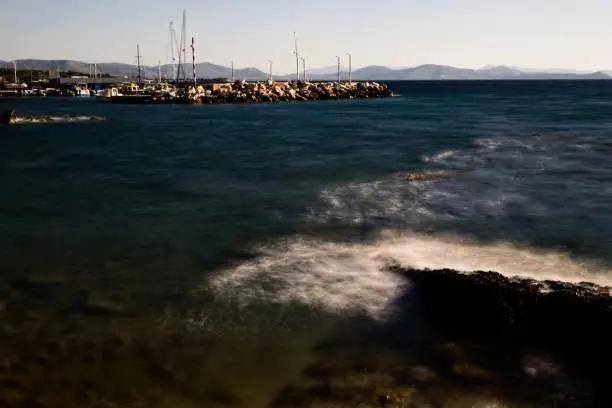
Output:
83 298 125 316
395 170 468 182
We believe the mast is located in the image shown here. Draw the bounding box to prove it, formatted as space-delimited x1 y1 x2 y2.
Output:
13 61 17 84
94 61 97 79
158 61 162 82
301 57 306 82
293 32 299 82
267 60 273 81
346 53 352 84
168 21 178 80
136 44 143 84
336 55 341 83
231 61 234 82
176 9 187 83
191 37 196 86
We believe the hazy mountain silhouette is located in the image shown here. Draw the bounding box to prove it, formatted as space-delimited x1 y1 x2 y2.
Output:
1 59 609 80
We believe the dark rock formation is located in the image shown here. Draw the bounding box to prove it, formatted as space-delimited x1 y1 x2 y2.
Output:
1 110 16 124
390 266 612 406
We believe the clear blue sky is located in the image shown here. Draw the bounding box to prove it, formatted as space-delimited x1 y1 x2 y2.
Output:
2 0 611 73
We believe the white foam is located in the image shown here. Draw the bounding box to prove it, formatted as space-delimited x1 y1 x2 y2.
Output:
207 231 612 319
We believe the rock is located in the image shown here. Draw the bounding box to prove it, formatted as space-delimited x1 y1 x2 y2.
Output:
11 274 66 289
397 170 468 182
390 266 612 405
1 110 17 124
84 298 125 315
409 366 438 383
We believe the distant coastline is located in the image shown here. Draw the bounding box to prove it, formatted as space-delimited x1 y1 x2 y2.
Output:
1 59 609 81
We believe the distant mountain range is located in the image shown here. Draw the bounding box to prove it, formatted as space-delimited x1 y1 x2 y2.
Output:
1 59 610 81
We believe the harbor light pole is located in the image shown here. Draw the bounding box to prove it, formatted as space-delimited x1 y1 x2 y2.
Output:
267 60 273 81
231 61 234 82
301 57 306 82
346 53 352 84
336 56 341 83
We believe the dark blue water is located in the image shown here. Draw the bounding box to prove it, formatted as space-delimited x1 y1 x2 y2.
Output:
1 81 612 407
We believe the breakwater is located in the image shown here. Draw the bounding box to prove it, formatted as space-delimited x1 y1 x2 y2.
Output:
108 81 394 104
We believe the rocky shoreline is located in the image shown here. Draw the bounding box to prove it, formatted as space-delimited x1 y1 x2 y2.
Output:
108 81 395 104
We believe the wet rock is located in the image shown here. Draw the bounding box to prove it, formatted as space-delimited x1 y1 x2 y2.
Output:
0 389 22 406
451 362 492 381
83 298 125 316
408 366 438 383
44 340 66 357
0 110 17 125
10 275 65 297
390 266 612 405
395 170 468 182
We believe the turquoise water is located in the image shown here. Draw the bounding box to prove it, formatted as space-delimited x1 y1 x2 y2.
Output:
1 81 612 407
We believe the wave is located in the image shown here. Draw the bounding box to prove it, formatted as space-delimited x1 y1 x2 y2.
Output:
207 131 612 319
13 115 105 124
207 231 612 319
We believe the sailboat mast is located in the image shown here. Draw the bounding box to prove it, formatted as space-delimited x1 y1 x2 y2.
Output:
293 32 299 82
136 44 143 84
176 9 187 83
191 37 196 86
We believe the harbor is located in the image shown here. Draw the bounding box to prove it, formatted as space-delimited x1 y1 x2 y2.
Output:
1 9 396 105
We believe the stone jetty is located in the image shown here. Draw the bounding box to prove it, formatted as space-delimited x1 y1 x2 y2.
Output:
109 80 395 104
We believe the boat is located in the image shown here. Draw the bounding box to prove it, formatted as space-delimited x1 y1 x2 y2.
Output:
74 84 91 97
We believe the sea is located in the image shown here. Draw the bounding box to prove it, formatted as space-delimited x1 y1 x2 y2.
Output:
1 80 612 407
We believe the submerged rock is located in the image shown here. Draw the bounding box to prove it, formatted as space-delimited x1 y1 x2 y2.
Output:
84 298 125 316
394 170 468 182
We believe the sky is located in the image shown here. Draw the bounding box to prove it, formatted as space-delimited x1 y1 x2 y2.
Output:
2 0 612 73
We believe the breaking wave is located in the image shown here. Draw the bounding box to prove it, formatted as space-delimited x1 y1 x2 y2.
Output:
206 132 612 319
208 231 612 319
